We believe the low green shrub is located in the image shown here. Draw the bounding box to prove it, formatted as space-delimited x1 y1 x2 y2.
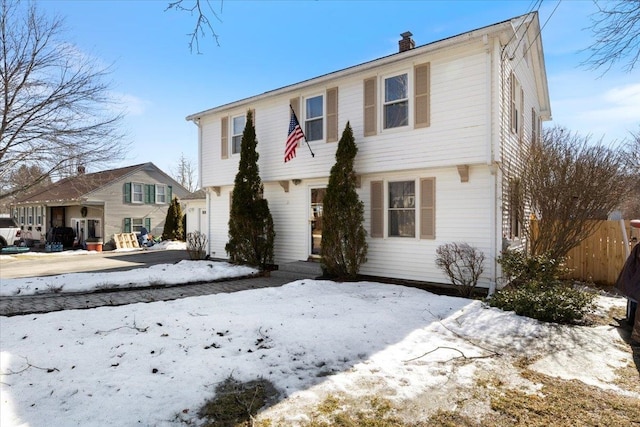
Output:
489 281 595 324
498 250 571 287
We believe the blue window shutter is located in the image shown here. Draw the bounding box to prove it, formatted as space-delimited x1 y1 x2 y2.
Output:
144 218 151 231
124 218 131 233
124 183 131 203
168 185 173 201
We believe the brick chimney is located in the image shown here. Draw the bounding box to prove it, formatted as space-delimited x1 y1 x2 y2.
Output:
399 31 415 53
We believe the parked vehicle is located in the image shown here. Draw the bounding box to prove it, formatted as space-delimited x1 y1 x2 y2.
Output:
0 217 22 249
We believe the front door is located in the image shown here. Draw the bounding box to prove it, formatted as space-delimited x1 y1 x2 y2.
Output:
310 188 326 257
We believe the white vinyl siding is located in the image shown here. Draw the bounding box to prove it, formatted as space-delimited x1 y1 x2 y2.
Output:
199 43 490 185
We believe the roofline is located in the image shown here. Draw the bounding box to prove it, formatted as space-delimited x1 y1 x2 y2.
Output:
186 13 532 122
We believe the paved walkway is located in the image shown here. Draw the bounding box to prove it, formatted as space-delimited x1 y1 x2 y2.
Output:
0 274 299 316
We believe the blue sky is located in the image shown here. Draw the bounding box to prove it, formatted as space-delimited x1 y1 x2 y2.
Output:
36 0 640 181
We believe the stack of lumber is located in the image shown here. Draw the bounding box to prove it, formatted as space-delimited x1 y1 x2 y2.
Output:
113 233 140 249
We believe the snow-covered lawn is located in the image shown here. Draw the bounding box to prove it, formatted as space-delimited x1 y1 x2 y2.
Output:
1 266 637 426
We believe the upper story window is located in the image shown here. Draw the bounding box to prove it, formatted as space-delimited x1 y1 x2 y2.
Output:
232 115 245 155
384 73 409 129
364 63 429 136
510 72 523 139
156 185 167 204
132 183 144 203
305 95 323 141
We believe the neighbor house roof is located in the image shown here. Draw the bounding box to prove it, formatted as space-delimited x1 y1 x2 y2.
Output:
181 189 206 200
15 163 151 204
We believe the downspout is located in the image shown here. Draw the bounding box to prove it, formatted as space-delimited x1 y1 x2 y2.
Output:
487 36 502 296
196 118 203 191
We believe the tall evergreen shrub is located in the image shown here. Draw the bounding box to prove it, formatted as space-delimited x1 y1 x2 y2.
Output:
225 110 275 269
162 196 184 240
321 122 367 279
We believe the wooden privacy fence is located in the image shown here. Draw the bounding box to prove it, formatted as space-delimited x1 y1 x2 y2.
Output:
531 220 639 286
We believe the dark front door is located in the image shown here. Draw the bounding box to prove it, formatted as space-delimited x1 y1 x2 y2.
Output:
310 188 326 257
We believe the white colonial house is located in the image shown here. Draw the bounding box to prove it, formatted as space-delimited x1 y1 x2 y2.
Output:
187 12 551 292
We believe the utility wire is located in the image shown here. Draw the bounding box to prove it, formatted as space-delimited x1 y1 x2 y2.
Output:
514 0 562 70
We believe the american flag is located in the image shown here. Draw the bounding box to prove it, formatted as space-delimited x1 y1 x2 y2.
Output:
285 108 304 162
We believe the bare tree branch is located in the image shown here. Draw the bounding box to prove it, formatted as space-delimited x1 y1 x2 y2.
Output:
166 0 222 54
0 0 128 201
515 125 635 259
583 0 640 73
172 152 197 192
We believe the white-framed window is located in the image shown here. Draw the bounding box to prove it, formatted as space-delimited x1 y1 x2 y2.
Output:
156 185 167 204
231 115 245 155
132 183 144 203
305 95 324 141
388 180 415 237
132 218 144 233
531 108 541 144
383 73 409 129
28 207 33 225
509 178 523 239
36 207 42 225
19 207 25 224
510 72 523 137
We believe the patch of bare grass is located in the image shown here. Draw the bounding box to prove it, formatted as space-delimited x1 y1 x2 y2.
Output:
481 368 640 426
256 361 640 427
296 394 423 427
196 376 278 427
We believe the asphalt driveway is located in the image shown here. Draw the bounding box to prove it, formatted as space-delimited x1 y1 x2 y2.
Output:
0 249 190 280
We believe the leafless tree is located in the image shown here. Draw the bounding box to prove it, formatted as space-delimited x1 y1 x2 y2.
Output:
0 0 127 201
172 153 197 192
619 127 640 219
166 0 222 53
584 0 640 73
519 125 634 259
435 242 485 297
0 164 50 212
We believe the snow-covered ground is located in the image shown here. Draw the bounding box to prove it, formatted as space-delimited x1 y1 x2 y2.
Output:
0 241 256 297
0 259 636 426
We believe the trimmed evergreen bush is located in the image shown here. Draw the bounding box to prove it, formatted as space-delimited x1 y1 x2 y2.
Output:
488 281 595 324
491 250 594 324
321 122 367 280
225 110 275 269
498 250 570 287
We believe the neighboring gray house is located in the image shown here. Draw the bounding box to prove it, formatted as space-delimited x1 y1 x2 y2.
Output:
11 163 190 247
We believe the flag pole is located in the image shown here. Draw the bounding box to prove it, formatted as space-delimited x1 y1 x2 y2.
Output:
290 104 315 158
